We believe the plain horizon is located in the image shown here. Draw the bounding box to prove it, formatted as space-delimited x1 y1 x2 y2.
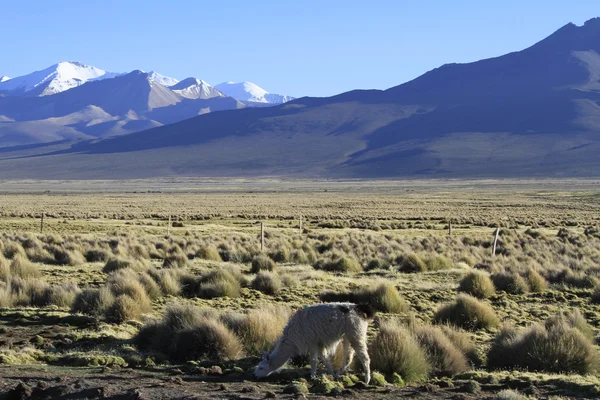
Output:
1 0 599 97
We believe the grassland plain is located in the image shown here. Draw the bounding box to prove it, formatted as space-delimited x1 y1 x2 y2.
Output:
0 178 599 399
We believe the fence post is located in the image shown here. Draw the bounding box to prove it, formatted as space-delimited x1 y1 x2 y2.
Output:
167 215 171 237
299 215 303 233
261 222 265 251
40 213 44 234
448 219 452 235
492 227 500 256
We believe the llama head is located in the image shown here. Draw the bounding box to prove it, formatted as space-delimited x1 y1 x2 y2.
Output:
253 350 275 378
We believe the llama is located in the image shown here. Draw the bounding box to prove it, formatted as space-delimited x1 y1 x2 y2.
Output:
253 302 375 384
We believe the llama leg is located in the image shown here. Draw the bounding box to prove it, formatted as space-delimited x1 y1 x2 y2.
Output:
338 339 355 376
319 351 335 376
309 350 319 380
350 339 370 385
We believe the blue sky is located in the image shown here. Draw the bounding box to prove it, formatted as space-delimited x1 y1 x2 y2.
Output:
1 0 598 97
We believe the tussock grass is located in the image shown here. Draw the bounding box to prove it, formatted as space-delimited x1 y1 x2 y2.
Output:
320 282 408 314
458 271 496 299
411 324 471 376
252 271 282 295
230 305 291 354
196 268 242 299
10 255 41 279
433 294 499 331
491 272 530 294
488 310 599 374
103 257 146 274
251 255 277 273
314 256 362 273
135 303 242 362
71 287 115 317
196 245 222 261
398 253 427 273
369 320 429 382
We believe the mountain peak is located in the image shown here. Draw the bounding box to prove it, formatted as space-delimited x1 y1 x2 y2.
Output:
0 76 9 83
147 71 179 87
171 77 224 99
214 81 294 104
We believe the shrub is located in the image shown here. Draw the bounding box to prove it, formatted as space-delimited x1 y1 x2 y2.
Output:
320 282 408 314
425 255 453 271
458 271 495 299
148 269 181 296
433 294 499 331
252 271 282 295
0 255 9 281
369 320 429 382
3 242 25 259
281 274 300 288
488 316 599 374
525 268 548 292
103 257 145 274
196 245 222 261
105 295 146 323
10 255 41 279
196 269 241 299
591 285 600 304
563 270 598 288
411 324 470 376
71 287 115 316
545 309 594 341
365 258 390 271
269 246 290 263
30 282 80 308
398 254 427 273
491 272 529 294
251 256 276 273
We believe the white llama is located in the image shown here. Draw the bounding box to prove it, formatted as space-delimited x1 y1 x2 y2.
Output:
253 302 375 384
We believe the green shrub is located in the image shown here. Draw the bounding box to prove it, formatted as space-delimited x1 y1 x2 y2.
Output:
369 320 429 382
251 271 282 295
433 294 499 331
458 271 495 299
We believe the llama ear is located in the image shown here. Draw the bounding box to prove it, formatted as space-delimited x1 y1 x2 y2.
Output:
261 350 270 361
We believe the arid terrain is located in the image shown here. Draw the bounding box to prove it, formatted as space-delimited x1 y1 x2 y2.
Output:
0 179 599 399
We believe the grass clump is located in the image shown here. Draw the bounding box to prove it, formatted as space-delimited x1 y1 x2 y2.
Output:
320 282 408 314
487 310 599 374
251 255 276 273
10 255 41 279
458 271 495 299
251 271 282 295
411 324 471 376
71 287 115 317
398 253 427 273
135 303 243 362
491 272 529 294
425 255 453 271
225 305 290 355
196 268 242 299
524 268 548 292
314 256 362 273
103 257 145 273
162 248 188 268
369 320 429 382
433 294 499 331
196 245 222 261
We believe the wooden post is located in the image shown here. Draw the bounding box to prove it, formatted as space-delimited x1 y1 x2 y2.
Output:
448 219 452 235
299 215 303 233
40 213 44 234
261 222 265 252
167 215 171 237
492 227 500 256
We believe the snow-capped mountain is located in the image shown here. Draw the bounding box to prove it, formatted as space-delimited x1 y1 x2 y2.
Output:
0 61 119 96
215 81 295 104
170 78 224 99
0 76 9 83
147 71 179 87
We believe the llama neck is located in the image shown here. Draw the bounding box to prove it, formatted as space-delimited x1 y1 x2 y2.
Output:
269 338 295 372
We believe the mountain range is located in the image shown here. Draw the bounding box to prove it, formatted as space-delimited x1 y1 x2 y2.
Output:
1 18 600 179
0 64 294 146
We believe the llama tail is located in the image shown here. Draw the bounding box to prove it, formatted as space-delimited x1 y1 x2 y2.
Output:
355 303 376 320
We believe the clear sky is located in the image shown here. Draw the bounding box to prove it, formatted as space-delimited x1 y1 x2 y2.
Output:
1 0 598 97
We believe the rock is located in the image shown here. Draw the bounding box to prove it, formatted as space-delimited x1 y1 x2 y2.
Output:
460 380 481 395
7 382 32 400
283 382 309 395
265 391 277 398
209 365 223 375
